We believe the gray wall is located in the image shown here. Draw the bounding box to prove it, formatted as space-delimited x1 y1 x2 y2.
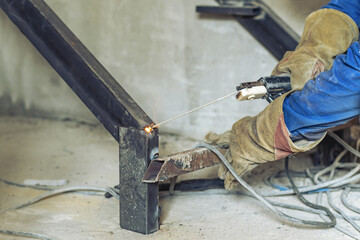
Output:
0 0 327 139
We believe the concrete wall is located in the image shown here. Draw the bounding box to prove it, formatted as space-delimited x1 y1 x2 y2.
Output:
0 0 328 139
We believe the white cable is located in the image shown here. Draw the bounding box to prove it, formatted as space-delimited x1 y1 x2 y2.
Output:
0 229 55 240
196 143 334 227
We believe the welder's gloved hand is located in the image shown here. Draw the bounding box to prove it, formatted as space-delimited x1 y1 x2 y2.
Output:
272 8 359 90
206 93 325 190
205 131 232 181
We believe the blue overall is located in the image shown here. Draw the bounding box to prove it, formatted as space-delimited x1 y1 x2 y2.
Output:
283 0 360 141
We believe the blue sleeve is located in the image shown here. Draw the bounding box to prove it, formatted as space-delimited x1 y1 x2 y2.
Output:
283 42 360 142
322 0 360 28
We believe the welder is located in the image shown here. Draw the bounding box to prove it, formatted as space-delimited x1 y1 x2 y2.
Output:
206 0 360 190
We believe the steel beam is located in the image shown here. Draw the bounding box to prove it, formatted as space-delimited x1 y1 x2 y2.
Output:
196 5 261 17
0 0 153 141
197 0 300 60
0 0 159 234
119 127 159 234
143 147 226 183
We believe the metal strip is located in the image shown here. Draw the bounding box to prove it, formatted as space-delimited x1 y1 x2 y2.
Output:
143 147 226 183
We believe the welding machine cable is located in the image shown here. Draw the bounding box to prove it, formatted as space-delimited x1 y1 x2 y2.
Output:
327 191 360 233
342 187 360 214
0 186 107 214
317 192 360 240
0 230 55 240
196 142 336 227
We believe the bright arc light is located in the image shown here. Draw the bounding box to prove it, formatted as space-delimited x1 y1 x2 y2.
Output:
144 126 152 133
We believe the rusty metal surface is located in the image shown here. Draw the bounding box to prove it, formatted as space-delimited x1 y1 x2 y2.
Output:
119 127 159 234
142 147 226 183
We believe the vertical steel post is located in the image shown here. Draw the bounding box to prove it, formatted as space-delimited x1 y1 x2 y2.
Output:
0 0 160 234
119 127 159 234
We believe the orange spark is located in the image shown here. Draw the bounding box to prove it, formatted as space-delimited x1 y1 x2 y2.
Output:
144 126 153 133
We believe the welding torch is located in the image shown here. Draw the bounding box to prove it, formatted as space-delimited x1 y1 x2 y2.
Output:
144 75 291 133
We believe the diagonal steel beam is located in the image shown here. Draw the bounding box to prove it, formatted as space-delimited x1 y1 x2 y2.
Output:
0 0 153 141
0 0 158 234
197 0 300 60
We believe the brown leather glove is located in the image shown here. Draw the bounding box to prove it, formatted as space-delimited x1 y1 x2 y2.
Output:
272 9 359 89
207 92 325 190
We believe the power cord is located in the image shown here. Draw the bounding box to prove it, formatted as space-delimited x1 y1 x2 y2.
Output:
285 157 336 227
196 142 336 227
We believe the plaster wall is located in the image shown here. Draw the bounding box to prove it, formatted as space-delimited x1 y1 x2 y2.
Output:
0 0 328 139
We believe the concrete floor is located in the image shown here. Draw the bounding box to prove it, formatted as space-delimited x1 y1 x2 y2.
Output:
0 116 356 239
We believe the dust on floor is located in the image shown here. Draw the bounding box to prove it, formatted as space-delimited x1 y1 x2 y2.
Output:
0 116 353 240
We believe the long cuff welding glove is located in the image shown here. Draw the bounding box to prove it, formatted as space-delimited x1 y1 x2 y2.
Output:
206 92 325 190
272 8 359 89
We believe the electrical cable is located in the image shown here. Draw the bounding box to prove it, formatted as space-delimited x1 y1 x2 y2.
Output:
313 150 348 184
327 191 360 233
196 142 335 227
285 157 336 227
342 187 360 214
328 131 360 158
265 167 325 191
2 131 360 238
105 187 120 200
0 229 55 240
354 138 360 162
159 186 360 221
0 186 120 240
0 186 108 214
316 192 360 240
0 178 53 191
262 166 360 197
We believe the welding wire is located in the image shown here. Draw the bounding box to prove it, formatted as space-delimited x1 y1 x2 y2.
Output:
342 187 360 214
152 91 238 129
317 192 360 240
0 229 55 240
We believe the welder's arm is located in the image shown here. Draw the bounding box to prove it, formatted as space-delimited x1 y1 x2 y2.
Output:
272 1 359 90
284 42 360 142
206 2 360 190
322 0 360 28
